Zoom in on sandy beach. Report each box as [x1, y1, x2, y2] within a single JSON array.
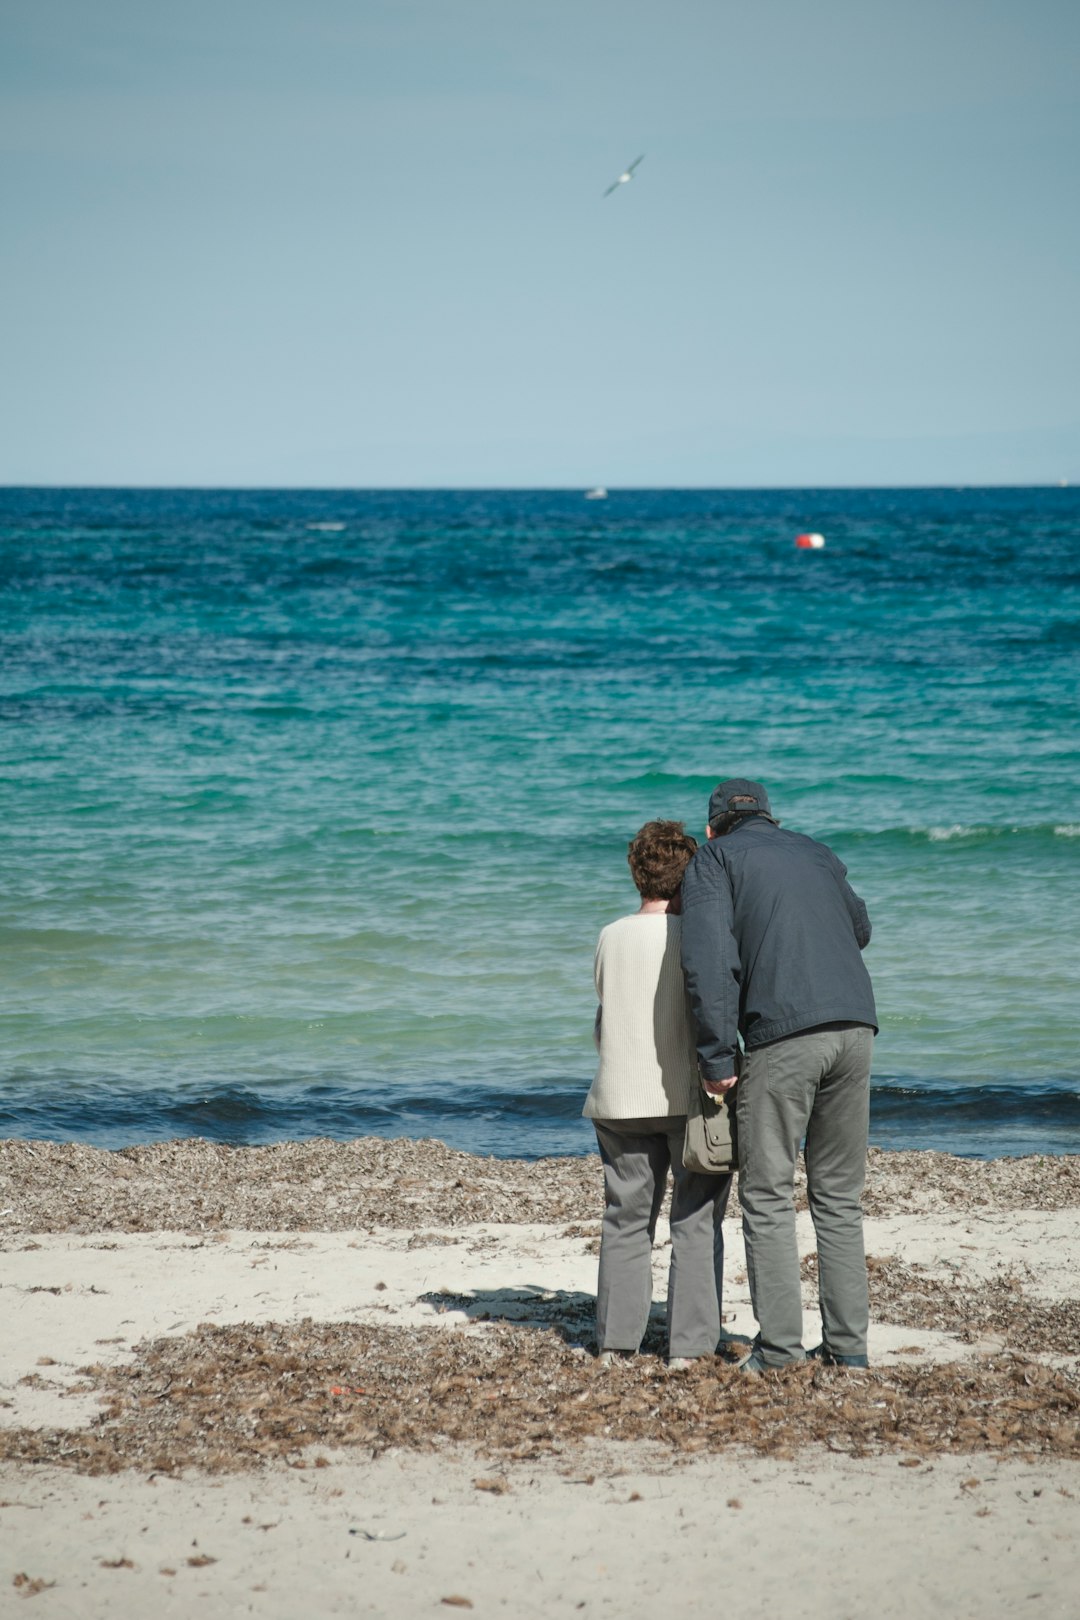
[[2, 1138, 1079, 1618]]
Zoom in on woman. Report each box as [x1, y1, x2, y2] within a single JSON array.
[[583, 820, 732, 1367]]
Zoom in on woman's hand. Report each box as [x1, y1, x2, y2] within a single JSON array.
[[702, 1076, 738, 1095]]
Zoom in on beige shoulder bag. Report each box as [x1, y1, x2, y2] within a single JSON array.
[[683, 1076, 739, 1175]]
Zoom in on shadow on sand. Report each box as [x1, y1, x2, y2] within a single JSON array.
[[420, 1285, 604, 1348], [419, 1286, 753, 1360]]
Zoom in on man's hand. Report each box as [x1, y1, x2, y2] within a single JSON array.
[[702, 1076, 738, 1095]]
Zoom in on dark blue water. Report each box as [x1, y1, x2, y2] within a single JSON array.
[[2, 486, 1078, 1159]]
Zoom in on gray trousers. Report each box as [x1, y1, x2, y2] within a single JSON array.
[[736, 1023, 873, 1366], [592, 1116, 732, 1360]]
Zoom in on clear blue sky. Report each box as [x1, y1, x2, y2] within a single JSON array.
[[2, 0, 1078, 486]]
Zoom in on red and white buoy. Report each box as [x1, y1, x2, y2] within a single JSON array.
[[795, 532, 825, 550]]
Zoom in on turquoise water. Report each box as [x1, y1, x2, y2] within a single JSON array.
[[1, 487, 1078, 1157]]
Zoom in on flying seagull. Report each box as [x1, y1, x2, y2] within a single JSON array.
[[603, 154, 644, 197]]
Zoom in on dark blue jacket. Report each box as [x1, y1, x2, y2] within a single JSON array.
[[679, 816, 876, 1080]]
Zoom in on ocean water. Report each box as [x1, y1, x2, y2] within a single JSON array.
[[1, 487, 1078, 1161]]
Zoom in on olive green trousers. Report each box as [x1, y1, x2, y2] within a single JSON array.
[[736, 1024, 873, 1366]]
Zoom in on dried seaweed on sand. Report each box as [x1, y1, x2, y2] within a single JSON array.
[[3, 1137, 1078, 1235], [2, 1320, 1078, 1477], [0, 1137, 600, 1234], [865, 1258, 1080, 1354]]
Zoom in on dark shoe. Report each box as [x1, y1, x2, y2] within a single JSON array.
[[808, 1343, 869, 1369], [738, 1350, 769, 1375], [739, 1348, 808, 1374], [742, 1348, 814, 1374], [740, 1333, 809, 1375]]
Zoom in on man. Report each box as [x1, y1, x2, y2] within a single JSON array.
[[679, 779, 876, 1372]]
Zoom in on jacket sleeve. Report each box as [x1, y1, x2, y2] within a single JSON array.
[[679, 849, 741, 1079], [828, 852, 872, 949]]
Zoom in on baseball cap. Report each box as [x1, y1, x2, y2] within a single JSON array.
[[708, 778, 773, 827]]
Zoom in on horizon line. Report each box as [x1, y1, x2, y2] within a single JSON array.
[[1, 480, 1075, 494]]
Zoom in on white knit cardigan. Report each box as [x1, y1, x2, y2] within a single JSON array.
[[582, 912, 700, 1120]]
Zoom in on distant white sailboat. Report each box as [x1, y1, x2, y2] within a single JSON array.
[[584, 486, 608, 500]]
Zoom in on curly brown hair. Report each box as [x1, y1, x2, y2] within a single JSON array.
[[627, 819, 698, 900]]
